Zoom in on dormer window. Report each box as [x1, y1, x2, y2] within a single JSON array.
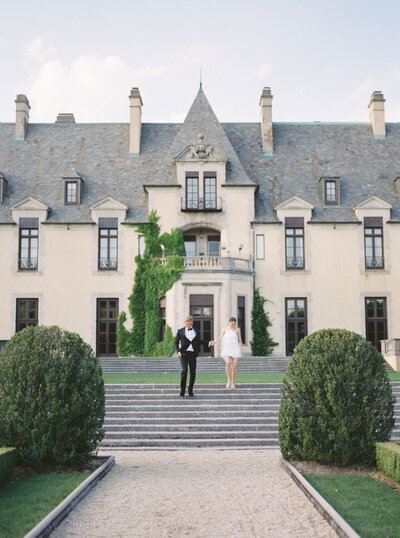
[[63, 170, 83, 206], [182, 172, 221, 212], [324, 179, 339, 205], [65, 181, 78, 205]]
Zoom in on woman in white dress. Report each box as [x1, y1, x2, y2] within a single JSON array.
[[210, 317, 242, 389]]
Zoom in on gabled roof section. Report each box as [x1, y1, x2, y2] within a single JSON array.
[[154, 86, 254, 185]]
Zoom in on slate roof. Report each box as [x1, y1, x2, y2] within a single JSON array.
[[1, 87, 400, 224]]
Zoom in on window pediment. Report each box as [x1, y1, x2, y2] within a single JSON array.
[[274, 196, 314, 211], [90, 197, 128, 211], [353, 195, 392, 211]]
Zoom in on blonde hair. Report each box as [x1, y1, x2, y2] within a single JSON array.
[[185, 315, 193, 322]]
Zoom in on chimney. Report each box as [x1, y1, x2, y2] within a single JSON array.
[[260, 87, 273, 156], [56, 113, 76, 123], [368, 91, 385, 139], [15, 94, 30, 140], [129, 87, 143, 155]]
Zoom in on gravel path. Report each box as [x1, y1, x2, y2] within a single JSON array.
[[52, 449, 336, 537]]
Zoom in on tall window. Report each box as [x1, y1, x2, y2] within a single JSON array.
[[285, 218, 304, 269], [65, 181, 78, 205], [159, 296, 166, 342], [16, 299, 38, 332], [186, 173, 199, 209], [256, 234, 264, 260], [98, 218, 118, 270], [324, 179, 338, 205], [207, 235, 220, 257], [285, 298, 307, 355], [237, 296, 246, 344], [204, 175, 216, 209], [365, 297, 387, 351], [364, 217, 384, 269], [19, 218, 38, 270], [184, 235, 196, 257]]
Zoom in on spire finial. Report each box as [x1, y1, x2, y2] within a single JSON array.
[[200, 67, 202, 89]]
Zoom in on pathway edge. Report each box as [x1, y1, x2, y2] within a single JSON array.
[[280, 457, 360, 538], [24, 455, 115, 538]]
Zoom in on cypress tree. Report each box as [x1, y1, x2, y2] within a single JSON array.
[[250, 288, 277, 356]]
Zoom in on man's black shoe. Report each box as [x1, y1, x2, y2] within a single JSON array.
[[188, 392, 194, 397], [180, 392, 185, 397]]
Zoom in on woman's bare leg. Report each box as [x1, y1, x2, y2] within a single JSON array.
[[224, 356, 232, 388], [231, 358, 238, 388]]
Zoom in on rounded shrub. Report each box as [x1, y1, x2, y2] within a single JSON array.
[[0, 325, 105, 467], [279, 329, 395, 465]]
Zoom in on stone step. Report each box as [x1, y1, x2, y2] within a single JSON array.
[[99, 438, 280, 448], [104, 423, 279, 432], [100, 382, 400, 449]]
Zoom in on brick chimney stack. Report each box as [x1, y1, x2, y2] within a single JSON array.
[[260, 87, 273, 156], [129, 87, 143, 155], [368, 91, 385, 139], [15, 94, 30, 140]]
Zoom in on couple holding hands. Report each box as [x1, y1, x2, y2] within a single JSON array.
[[174, 315, 243, 397]]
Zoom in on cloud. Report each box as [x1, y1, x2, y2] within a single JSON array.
[[25, 55, 167, 122], [255, 63, 272, 79], [25, 37, 56, 61]]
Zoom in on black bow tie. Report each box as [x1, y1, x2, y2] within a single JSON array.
[[187, 328, 194, 331]]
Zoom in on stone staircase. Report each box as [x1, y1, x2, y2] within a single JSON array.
[[99, 356, 289, 373], [100, 382, 400, 450]]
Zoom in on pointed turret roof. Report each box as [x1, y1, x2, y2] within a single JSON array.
[[154, 86, 254, 185]]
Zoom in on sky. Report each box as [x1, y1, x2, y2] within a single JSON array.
[[0, 0, 399, 124]]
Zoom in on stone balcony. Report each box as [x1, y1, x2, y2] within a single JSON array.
[[183, 255, 253, 273]]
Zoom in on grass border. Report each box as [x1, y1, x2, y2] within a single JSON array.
[[280, 457, 360, 538], [24, 456, 115, 538]]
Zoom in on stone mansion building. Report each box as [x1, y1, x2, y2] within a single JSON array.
[[0, 86, 399, 358]]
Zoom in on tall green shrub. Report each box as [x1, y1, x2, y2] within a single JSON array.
[[279, 329, 395, 465], [117, 211, 185, 357], [250, 288, 277, 355], [0, 326, 105, 467]]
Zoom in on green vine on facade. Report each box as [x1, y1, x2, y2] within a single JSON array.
[[251, 287, 278, 356], [117, 211, 185, 357]]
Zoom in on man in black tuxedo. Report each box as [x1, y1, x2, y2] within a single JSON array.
[[174, 315, 206, 397]]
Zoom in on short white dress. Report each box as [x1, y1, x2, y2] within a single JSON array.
[[221, 329, 241, 359]]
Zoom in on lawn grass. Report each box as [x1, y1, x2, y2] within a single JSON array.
[[305, 474, 400, 538], [103, 371, 400, 384], [0, 472, 90, 538], [103, 372, 285, 384]]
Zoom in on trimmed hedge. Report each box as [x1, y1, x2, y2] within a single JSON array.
[[0, 325, 105, 467], [376, 442, 400, 483], [0, 447, 17, 485], [279, 329, 395, 464]]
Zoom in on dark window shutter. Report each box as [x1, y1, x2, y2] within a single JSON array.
[[19, 218, 39, 228], [285, 217, 304, 228], [364, 217, 383, 227], [99, 218, 118, 228]]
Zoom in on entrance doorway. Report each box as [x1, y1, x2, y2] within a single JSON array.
[[97, 298, 118, 356], [190, 294, 213, 356]]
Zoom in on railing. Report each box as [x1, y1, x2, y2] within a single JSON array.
[[98, 258, 118, 270], [183, 256, 253, 272], [181, 197, 222, 212], [365, 256, 384, 269], [286, 257, 304, 269], [19, 258, 38, 270]]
